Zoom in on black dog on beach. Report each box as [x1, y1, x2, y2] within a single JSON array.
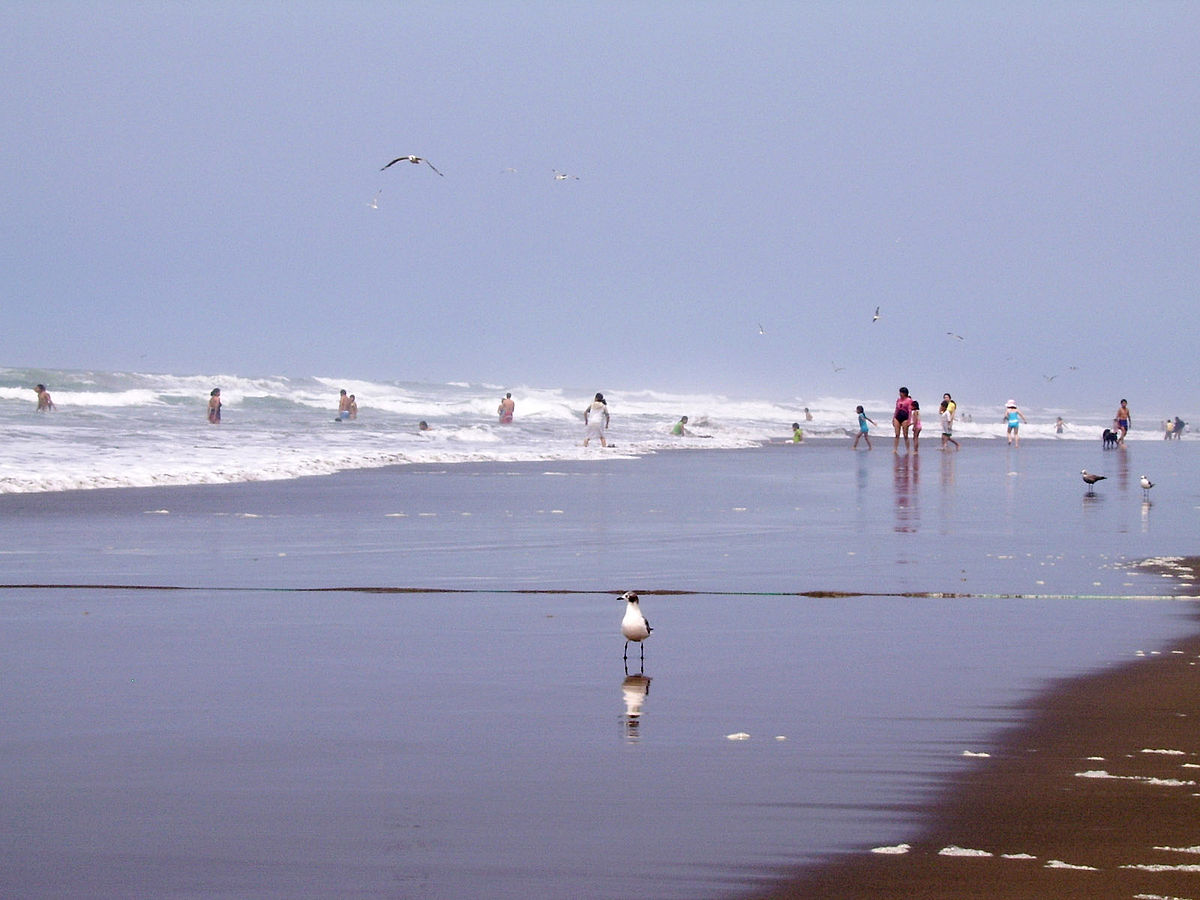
[[1102, 428, 1119, 448]]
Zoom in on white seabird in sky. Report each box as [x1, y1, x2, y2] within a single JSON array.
[[620, 591, 652, 662], [872, 305, 880, 322], [381, 155, 444, 176], [553, 169, 579, 180]]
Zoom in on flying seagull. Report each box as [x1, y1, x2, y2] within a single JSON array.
[[832, 361, 845, 373], [946, 332, 965, 341], [381, 155, 443, 176], [1140, 474, 1155, 499], [367, 189, 381, 209], [553, 169, 579, 180], [872, 306, 880, 323], [620, 591, 652, 663], [758, 322, 766, 335], [1081, 469, 1107, 494]]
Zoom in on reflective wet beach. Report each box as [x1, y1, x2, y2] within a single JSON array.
[[1, 440, 1196, 898]]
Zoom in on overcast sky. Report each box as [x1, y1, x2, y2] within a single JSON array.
[[4, 1, 1197, 413]]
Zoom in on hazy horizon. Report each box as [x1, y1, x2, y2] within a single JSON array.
[[5, 2, 1197, 412]]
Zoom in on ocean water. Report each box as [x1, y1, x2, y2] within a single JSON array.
[[1, 366, 1191, 494], [1, 368, 1199, 899]]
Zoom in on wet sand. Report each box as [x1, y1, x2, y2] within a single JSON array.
[[755, 558, 1200, 900], [3, 447, 1199, 898]]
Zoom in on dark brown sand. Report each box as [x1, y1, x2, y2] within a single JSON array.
[[755, 559, 1200, 900]]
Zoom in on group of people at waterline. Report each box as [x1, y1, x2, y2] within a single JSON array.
[[26, 383, 1185, 445], [853, 388, 964, 452]]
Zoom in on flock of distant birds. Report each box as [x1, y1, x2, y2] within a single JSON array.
[[374, 157, 1079, 379], [763, 305, 1078, 379]]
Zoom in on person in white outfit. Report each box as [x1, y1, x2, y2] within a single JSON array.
[[584, 392, 610, 447]]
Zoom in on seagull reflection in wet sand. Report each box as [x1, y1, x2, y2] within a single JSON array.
[[621, 673, 651, 741]]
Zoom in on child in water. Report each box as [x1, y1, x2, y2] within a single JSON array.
[[939, 400, 960, 450], [910, 401, 922, 450], [1004, 400, 1028, 447], [791, 422, 804, 443], [852, 405, 877, 450]]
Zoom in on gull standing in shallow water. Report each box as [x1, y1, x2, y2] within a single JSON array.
[[1140, 474, 1155, 499], [621, 591, 652, 662], [1081, 469, 1107, 494]]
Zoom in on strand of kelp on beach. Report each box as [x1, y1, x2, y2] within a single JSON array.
[[1, 366, 1192, 493]]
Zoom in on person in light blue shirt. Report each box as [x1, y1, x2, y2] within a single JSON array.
[[1004, 400, 1028, 447], [853, 405, 877, 450]]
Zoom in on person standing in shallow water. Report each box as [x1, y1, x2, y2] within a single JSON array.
[[1004, 399, 1027, 447], [939, 400, 960, 450], [498, 392, 515, 424], [853, 405, 876, 449], [207, 388, 221, 424], [892, 387, 914, 451], [34, 384, 55, 411], [1113, 399, 1131, 443], [583, 393, 609, 447]]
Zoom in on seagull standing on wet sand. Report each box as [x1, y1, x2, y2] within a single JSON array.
[[1081, 469, 1107, 494], [381, 155, 444, 176], [621, 591, 652, 662], [1140, 475, 1155, 499]]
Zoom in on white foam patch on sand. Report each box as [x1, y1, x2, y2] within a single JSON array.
[[1075, 770, 1197, 787], [1045, 860, 1099, 870], [961, 750, 991, 758], [1001, 853, 1037, 860], [871, 844, 910, 855], [1141, 748, 1186, 755], [725, 732, 751, 741], [939, 846, 993, 857], [1132, 893, 1194, 900], [1153, 845, 1200, 854], [1122, 864, 1200, 872]]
